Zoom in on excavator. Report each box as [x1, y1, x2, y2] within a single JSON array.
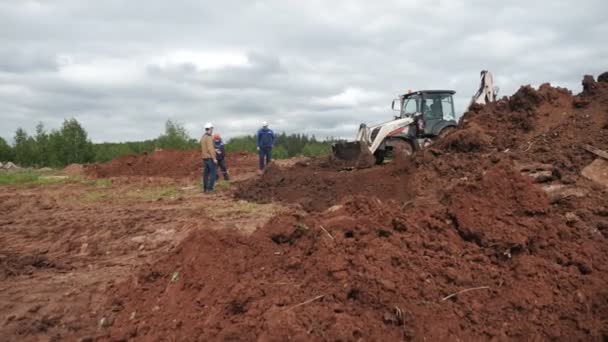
[[333, 70, 498, 164]]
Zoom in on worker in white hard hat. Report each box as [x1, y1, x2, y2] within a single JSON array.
[[200, 122, 217, 193], [256, 121, 275, 172]]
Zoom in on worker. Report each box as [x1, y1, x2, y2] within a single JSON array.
[[200, 122, 217, 193], [213, 133, 230, 181], [430, 99, 442, 118], [256, 121, 276, 171]]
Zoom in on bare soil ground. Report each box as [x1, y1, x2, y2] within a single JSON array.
[[0, 159, 285, 341], [1, 73, 608, 341], [111, 74, 608, 341]]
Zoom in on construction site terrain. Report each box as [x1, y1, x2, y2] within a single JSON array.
[[1, 74, 608, 341]]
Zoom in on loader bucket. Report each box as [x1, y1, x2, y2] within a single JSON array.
[[332, 141, 365, 161], [332, 141, 376, 168]]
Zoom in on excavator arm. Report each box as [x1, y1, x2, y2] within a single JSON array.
[[470, 70, 498, 106]]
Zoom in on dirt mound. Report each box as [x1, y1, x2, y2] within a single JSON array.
[[435, 122, 492, 152], [103, 74, 608, 340], [85, 149, 257, 179], [447, 163, 549, 251], [107, 162, 608, 340], [62, 163, 83, 175], [85, 149, 200, 178], [236, 157, 414, 212], [452, 79, 607, 178], [460, 83, 578, 150]]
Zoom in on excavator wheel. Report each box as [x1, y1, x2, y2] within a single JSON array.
[[437, 126, 456, 139], [390, 139, 414, 162], [373, 150, 386, 165]]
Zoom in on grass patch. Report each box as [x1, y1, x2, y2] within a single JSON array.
[[209, 200, 260, 218], [216, 180, 231, 190], [84, 191, 108, 202], [126, 186, 180, 201], [0, 171, 70, 186], [81, 178, 112, 187], [93, 179, 112, 187], [0, 172, 39, 185], [238, 201, 259, 213]]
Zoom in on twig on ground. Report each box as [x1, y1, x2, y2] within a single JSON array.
[[400, 200, 413, 211], [394, 306, 405, 325], [522, 141, 534, 152], [582, 144, 608, 160], [319, 225, 334, 240], [269, 281, 302, 287], [441, 286, 490, 301], [284, 294, 326, 311]]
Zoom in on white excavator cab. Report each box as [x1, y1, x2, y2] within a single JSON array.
[[393, 90, 457, 137]]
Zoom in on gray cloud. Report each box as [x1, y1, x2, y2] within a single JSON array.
[[1, 0, 607, 143]]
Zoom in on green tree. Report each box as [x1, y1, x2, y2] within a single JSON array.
[[272, 145, 289, 159], [33, 122, 50, 166], [13, 128, 36, 166], [225, 135, 257, 154], [93, 143, 136, 162], [91, 139, 161, 163], [47, 118, 94, 166], [0, 137, 13, 162], [156, 120, 197, 150], [302, 142, 332, 157], [225, 133, 334, 158]]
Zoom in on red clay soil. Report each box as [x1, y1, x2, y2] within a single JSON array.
[[61, 163, 84, 175], [107, 163, 608, 341], [84, 150, 257, 179], [104, 74, 608, 340], [236, 157, 415, 212], [0, 182, 214, 341]]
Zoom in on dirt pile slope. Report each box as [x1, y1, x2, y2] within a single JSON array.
[[107, 163, 608, 340], [237, 158, 414, 211], [445, 79, 608, 176], [85, 149, 257, 179], [105, 74, 608, 340]]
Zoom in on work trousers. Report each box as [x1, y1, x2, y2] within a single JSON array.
[[202, 159, 217, 192], [259, 147, 272, 170]]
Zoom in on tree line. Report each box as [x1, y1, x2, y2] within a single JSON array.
[[0, 119, 334, 167], [225, 132, 334, 159], [1, 120, 95, 168]]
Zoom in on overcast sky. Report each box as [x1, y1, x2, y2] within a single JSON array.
[[1, 0, 606, 143]]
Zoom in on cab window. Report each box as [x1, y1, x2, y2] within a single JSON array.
[[422, 94, 455, 121], [442, 96, 455, 120], [402, 96, 419, 117]]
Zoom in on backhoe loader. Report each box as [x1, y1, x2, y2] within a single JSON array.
[[333, 70, 497, 164]]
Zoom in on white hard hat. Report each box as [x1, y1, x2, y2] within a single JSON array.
[[262, 121, 268, 127], [204, 122, 213, 129]]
